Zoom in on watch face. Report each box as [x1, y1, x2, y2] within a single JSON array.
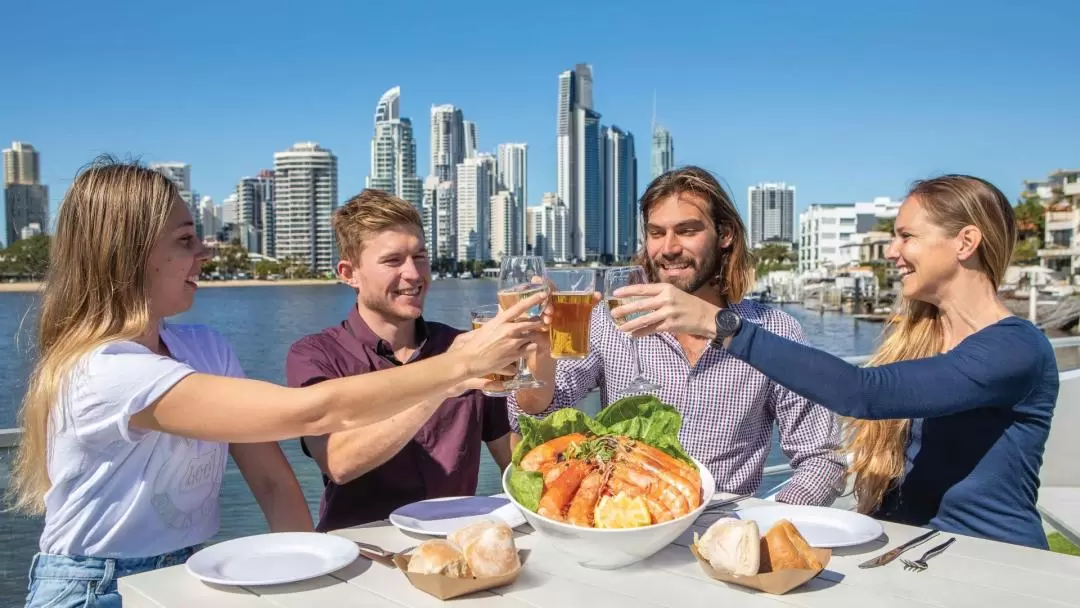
[[717, 310, 740, 336]]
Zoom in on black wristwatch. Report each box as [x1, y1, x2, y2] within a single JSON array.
[[710, 308, 742, 348]]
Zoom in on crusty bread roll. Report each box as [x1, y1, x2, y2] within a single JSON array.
[[455, 521, 520, 577], [693, 517, 761, 576], [759, 519, 822, 572], [407, 540, 472, 578], [447, 520, 501, 552]]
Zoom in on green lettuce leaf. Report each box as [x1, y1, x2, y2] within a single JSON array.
[[506, 396, 696, 512], [596, 396, 694, 464]]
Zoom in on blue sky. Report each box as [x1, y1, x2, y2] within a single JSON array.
[[2, 0, 1078, 247]]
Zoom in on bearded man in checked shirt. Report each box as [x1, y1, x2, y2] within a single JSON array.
[[510, 166, 845, 505]]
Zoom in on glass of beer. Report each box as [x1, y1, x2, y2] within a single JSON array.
[[497, 255, 548, 390], [546, 269, 596, 359], [469, 305, 515, 396], [604, 265, 660, 394]]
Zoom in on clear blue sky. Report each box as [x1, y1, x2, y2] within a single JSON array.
[[2, 0, 1078, 247]]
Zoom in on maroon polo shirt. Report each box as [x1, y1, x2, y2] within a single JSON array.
[[285, 307, 511, 532]]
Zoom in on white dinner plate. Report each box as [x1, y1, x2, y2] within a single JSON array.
[[735, 504, 885, 548], [389, 494, 527, 537], [186, 532, 359, 586]]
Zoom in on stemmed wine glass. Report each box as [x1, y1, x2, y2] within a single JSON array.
[[604, 265, 661, 394], [497, 256, 547, 390]]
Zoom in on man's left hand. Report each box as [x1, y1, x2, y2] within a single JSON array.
[[610, 283, 720, 339]]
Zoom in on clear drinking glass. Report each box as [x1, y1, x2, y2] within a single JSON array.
[[604, 265, 661, 394], [469, 304, 516, 397], [546, 268, 597, 360], [497, 256, 548, 390]]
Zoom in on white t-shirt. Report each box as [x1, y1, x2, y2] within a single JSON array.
[[40, 323, 240, 558]]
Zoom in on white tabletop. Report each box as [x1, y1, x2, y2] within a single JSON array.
[[118, 497, 1080, 608]]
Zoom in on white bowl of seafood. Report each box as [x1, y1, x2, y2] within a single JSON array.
[[502, 397, 715, 569]]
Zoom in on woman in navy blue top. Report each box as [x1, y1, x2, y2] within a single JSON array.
[[612, 174, 1058, 549]]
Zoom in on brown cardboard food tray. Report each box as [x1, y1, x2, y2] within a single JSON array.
[[391, 549, 527, 600], [690, 543, 831, 595]]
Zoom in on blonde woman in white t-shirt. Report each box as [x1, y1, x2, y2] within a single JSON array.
[[9, 158, 546, 608]]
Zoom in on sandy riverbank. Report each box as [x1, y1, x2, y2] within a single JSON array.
[[0, 279, 342, 293]]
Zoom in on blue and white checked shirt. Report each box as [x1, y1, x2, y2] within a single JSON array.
[[508, 299, 845, 506]]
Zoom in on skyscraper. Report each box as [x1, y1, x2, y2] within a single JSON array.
[[463, 120, 478, 159], [199, 196, 220, 241], [747, 182, 796, 248], [430, 104, 465, 182], [237, 170, 275, 256], [456, 155, 494, 261], [557, 63, 603, 261], [274, 142, 338, 273], [651, 125, 674, 179], [603, 126, 638, 261], [490, 190, 514, 262], [367, 86, 422, 208], [150, 162, 201, 238], [3, 141, 48, 245], [531, 192, 569, 262], [496, 143, 528, 256], [3, 141, 40, 186]]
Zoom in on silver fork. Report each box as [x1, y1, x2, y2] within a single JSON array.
[[901, 537, 956, 572]]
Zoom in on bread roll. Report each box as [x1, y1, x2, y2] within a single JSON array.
[[693, 518, 760, 576], [407, 540, 472, 578], [759, 519, 822, 572], [453, 521, 520, 577], [447, 520, 502, 552]]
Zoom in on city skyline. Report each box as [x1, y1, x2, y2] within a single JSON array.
[[2, 1, 1078, 247]]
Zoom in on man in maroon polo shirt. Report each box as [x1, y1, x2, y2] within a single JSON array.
[[285, 189, 513, 531]]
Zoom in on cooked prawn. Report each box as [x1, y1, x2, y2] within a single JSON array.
[[565, 470, 604, 527], [611, 463, 690, 517], [538, 460, 593, 521], [521, 433, 588, 472], [623, 448, 701, 510]]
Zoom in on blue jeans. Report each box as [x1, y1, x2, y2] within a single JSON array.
[[25, 546, 198, 608]]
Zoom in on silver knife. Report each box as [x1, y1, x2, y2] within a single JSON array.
[[858, 529, 939, 569]]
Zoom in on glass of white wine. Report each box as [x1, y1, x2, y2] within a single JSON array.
[[604, 265, 660, 394], [497, 256, 548, 390]]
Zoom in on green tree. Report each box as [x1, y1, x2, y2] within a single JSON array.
[[1014, 193, 1045, 244], [873, 218, 895, 233], [752, 242, 796, 277], [3, 234, 50, 279]]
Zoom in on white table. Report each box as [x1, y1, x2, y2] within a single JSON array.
[[118, 497, 1080, 607]]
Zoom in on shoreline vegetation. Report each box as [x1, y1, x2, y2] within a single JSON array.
[[0, 278, 343, 293]]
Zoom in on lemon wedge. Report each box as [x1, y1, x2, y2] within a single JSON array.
[[593, 492, 652, 529]]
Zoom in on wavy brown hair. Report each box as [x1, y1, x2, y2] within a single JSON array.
[[7, 158, 179, 514], [845, 174, 1017, 513], [636, 166, 755, 303]]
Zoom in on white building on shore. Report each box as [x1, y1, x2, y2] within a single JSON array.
[[798, 196, 900, 274]]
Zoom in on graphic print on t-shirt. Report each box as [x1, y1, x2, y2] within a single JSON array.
[[150, 438, 224, 530]]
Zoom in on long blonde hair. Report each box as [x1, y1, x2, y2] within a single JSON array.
[[7, 158, 179, 515], [845, 174, 1017, 513]]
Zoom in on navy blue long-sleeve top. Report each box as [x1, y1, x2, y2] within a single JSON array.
[[727, 316, 1058, 549]]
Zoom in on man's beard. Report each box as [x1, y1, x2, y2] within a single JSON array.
[[359, 289, 424, 324], [648, 247, 720, 294]]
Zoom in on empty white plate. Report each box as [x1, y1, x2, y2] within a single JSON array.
[[186, 532, 359, 586], [389, 494, 527, 537], [736, 504, 884, 548]]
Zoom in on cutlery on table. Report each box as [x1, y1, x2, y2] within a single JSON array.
[[902, 537, 956, 572], [354, 542, 409, 568], [701, 494, 754, 514], [857, 529, 940, 569]]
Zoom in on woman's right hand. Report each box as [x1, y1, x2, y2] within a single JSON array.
[[451, 290, 548, 384]]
